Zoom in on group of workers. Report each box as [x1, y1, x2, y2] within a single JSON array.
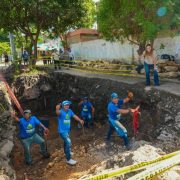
[[11, 91, 137, 166]]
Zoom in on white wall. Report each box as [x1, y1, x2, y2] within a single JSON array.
[[154, 36, 180, 63], [70, 36, 180, 63], [70, 39, 138, 63]]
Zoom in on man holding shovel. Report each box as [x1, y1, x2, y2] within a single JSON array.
[[78, 97, 95, 128], [11, 110, 50, 165], [56, 100, 84, 165], [106, 92, 137, 150]]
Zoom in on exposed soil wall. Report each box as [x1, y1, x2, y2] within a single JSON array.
[[12, 72, 180, 151], [0, 82, 16, 180], [1, 71, 180, 179]]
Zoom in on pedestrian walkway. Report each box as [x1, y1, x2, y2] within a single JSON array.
[[56, 68, 180, 97]]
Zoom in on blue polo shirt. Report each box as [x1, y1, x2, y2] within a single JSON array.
[[58, 109, 75, 133], [108, 99, 124, 120], [81, 102, 93, 116], [18, 116, 41, 139]]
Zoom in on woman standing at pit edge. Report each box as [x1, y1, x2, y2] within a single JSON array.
[[141, 44, 160, 86]]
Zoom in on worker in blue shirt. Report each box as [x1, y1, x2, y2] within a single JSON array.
[[107, 92, 136, 149], [78, 97, 95, 128], [11, 110, 50, 165], [56, 100, 84, 165]]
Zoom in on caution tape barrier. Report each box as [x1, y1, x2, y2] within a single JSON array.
[[80, 150, 180, 180], [67, 66, 142, 78], [127, 153, 180, 180], [11, 57, 136, 67], [8, 59, 141, 78]]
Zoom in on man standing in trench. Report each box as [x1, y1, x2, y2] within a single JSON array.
[[56, 100, 84, 165], [11, 110, 50, 165], [106, 92, 136, 149], [78, 97, 95, 128]]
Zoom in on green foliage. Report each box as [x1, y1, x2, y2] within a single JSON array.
[[0, 42, 10, 55], [14, 31, 32, 50], [97, 0, 178, 44], [0, 0, 95, 59], [160, 43, 165, 49], [77, 0, 96, 28], [0, 29, 9, 42]]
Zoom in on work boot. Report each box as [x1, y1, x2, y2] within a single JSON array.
[[26, 161, 33, 166], [125, 144, 131, 151], [105, 139, 111, 146], [42, 152, 50, 159], [67, 159, 77, 165]]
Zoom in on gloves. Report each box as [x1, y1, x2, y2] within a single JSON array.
[[44, 128, 49, 136]]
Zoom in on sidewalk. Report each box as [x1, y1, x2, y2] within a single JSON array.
[[0, 62, 179, 96], [56, 68, 180, 97]]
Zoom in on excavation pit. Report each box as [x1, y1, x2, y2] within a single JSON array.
[[1, 70, 179, 179]]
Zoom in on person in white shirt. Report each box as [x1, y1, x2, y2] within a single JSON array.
[[51, 49, 60, 69], [140, 44, 160, 86]]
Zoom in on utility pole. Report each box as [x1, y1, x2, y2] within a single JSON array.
[[9, 32, 16, 61]]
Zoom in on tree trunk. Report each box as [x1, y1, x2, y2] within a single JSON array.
[[32, 40, 38, 65], [137, 42, 146, 55], [60, 33, 68, 50], [132, 46, 135, 64], [150, 39, 154, 48], [29, 42, 33, 57]]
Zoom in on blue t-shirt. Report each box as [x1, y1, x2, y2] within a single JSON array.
[[81, 102, 93, 116], [108, 99, 124, 120], [58, 109, 75, 133], [118, 99, 124, 109], [18, 116, 41, 139]]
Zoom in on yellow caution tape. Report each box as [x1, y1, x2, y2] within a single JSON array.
[[127, 153, 180, 180], [12, 57, 136, 67], [68, 66, 142, 78], [10, 59, 139, 78], [37, 56, 136, 66], [80, 150, 180, 180]]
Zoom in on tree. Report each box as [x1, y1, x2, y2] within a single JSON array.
[[97, 0, 179, 54], [0, 0, 95, 63], [0, 29, 10, 56], [52, 0, 96, 49], [0, 29, 9, 42], [0, 42, 10, 55]]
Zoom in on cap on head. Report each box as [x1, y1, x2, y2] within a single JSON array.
[[62, 100, 72, 107], [83, 97, 88, 101], [111, 92, 118, 99], [23, 109, 31, 115]]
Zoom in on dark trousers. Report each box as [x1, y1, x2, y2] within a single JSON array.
[[54, 60, 60, 69]]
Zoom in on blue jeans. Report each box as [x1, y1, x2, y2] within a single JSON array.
[[106, 118, 129, 146], [82, 113, 92, 128], [59, 132, 71, 161], [21, 133, 46, 163], [144, 62, 159, 86]]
